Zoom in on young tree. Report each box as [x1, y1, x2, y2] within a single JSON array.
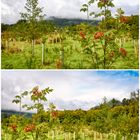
[[12, 91, 28, 114], [80, 4, 90, 20], [22, 86, 53, 113], [20, 0, 45, 57]]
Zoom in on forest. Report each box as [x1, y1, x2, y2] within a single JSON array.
[[1, 86, 139, 140], [1, 0, 139, 69]]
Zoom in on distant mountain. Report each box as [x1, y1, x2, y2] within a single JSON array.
[[1, 109, 33, 119], [47, 16, 100, 27]]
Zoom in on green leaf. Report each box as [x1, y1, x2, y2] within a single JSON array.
[[98, 2, 104, 9], [82, 4, 88, 8], [22, 104, 28, 108], [12, 99, 20, 104], [89, 12, 95, 16], [80, 8, 87, 12], [21, 91, 28, 97], [88, 0, 96, 5], [15, 95, 21, 99]]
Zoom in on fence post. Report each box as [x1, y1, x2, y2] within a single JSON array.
[[131, 133, 134, 140], [60, 49, 64, 68], [100, 133, 103, 140], [42, 43, 44, 65], [47, 131, 49, 139], [52, 130, 55, 140], [82, 132, 85, 140], [73, 132, 76, 140], [114, 134, 117, 140], [94, 131, 96, 140], [106, 133, 109, 139], [69, 132, 71, 140], [120, 38, 122, 48]]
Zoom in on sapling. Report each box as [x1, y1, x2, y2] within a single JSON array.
[[80, 0, 127, 69], [12, 91, 28, 114]]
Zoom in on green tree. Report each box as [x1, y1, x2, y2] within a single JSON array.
[[20, 0, 45, 57], [12, 91, 28, 114], [22, 86, 53, 113]]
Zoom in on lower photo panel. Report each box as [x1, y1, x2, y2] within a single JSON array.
[[1, 70, 139, 140]]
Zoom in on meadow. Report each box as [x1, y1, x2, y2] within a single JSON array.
[[1, 31, 139, 69]]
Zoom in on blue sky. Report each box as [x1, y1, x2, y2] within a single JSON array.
[[1, 70, 139, 112], [1, 0, 139, 24]]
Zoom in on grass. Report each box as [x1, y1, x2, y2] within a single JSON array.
[[1, 37, 139, 69], [2, 131, 139, 140]]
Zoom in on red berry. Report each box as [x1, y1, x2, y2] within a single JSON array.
[[119, 47, 127, 57], [94, 32, 104, 39], [79, 32, 86, 40]]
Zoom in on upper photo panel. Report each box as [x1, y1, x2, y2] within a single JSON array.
[[1, 0, 139, 69]]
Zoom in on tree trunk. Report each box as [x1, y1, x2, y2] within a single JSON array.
[[20, 100, 21, 115]]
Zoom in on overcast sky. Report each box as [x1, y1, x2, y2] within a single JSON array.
[[1, 0, 139, 24], [1, 70, 139, 112]]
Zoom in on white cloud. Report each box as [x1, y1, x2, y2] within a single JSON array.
[[1, 70, 139, 112]]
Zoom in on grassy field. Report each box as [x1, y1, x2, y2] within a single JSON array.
[[2, 130, 139, 140], [1, 37, 139, 69]]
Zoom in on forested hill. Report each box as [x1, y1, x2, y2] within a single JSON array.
[[1, 109, 33, 118], [47, 16, 100, 27]]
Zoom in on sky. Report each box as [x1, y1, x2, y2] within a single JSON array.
[[1, 70, 139, 112], [1, 0, 139, 24]]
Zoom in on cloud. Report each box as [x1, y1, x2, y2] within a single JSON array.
[[1, 70, 139, 112], [1, 0, 139, 24]]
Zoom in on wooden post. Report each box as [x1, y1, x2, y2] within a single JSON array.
[[125, 135, 127, 140], [73, 132, 76, 140], [133, 39, 138, 57], [114, 134, 117, 140], [82, 132, 85, 140], [100, 133, 103, 140], [60, 50, 64, 67], [48, 131, 49, 139], [32, 40, 34, 57], [123, 37, 126, 45], [42, 43, 44, 65], [52, 130, 55, 140], [94, 131, 96, 140], [131, 133, 134, 140], [120, 38, 122, 48], [5, 133, 6, 140], [64, 133, 67, 140], [106, 133, 109, 139], [115, 38, 117, 43], [69, 132, 71, 140], [122, 136, 125, 140]]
